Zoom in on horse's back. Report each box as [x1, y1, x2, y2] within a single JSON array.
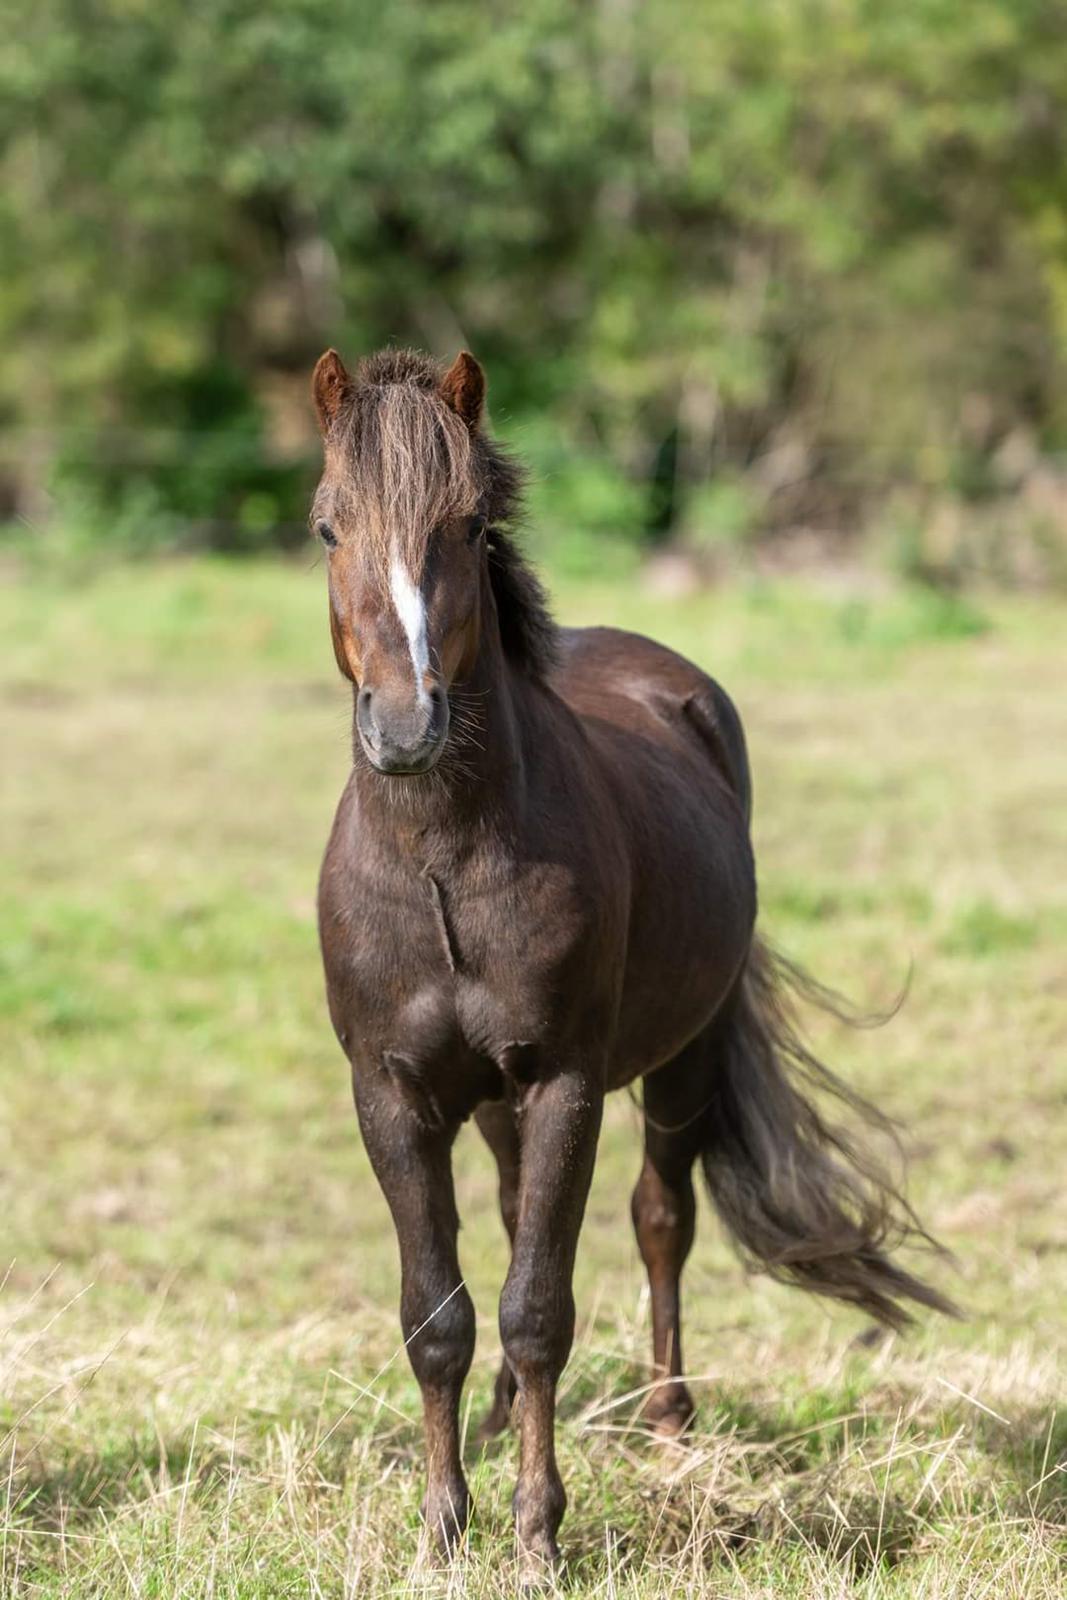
[[551, 624, 751, 821]]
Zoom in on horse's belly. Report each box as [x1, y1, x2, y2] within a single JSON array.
[[610, 795, 756, 1086]]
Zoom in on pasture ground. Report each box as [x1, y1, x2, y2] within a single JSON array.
[[1, 556, 1065, 1597]]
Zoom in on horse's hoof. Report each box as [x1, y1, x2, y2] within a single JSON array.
[[650, 1410, 692, 1442], [642, 1392, 696, 1441], [422, 1484, 472, 1560], [518, 1546, 563, 1592]]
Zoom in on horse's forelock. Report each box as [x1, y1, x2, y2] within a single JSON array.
[[334, 359, 483, 578]]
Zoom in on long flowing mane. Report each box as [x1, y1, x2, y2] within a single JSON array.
[[330, 349, 558, 677]]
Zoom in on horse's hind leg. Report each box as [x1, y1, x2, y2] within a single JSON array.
[[631, 1033, 714, 1437], [473, 1100, 520, 1438]]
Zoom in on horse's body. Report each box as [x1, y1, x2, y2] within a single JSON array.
[[311, 347, 952, 1580], [322, 624, 754, 1112]]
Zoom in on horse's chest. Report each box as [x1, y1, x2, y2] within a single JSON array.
[[322, 855, 596, 1110]]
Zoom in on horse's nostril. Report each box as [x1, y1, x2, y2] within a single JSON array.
[[356, 687, 379, 746]]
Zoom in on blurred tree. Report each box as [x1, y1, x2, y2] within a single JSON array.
[[1, 0, 1066, 574]]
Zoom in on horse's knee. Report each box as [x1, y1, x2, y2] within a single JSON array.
[[403, 1280, 475, 1392], [499, 1270, 574, 1384]]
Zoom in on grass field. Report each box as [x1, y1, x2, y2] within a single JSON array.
[[1, 554, 1065, 1597]]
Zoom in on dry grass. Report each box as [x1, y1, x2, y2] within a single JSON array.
[[1, 557, 1064, 1595]]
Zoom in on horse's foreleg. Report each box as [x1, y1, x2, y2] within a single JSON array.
[[473, 1100, 520, 1439], [499, 1070, 602, 1581], [352, 1070, 475, 1556]]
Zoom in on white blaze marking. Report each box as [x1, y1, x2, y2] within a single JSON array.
[[389, 557, 432, 709]]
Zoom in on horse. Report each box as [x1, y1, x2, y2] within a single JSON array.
[[310, 345, 954, 1581]]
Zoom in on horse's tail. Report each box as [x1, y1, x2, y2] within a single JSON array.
[[700, 937, 959, 1330]]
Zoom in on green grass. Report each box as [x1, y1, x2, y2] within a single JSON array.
[[1, 555, 1065, 1596]]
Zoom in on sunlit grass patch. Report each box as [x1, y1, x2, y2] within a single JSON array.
[[1, 557, 1065, 1595], [940, 899, 1041, 957]]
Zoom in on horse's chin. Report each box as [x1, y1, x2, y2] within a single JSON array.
[[361, 740, 445, 778], [374, 764, 439, 779]]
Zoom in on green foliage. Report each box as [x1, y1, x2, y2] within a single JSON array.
[[683, 472, 765, 552], [2, 2, 1067, 571], [508, 415, 647, 576]]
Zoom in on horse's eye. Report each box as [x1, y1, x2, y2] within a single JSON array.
[[315, 518, 337, 549], [467, 517, 486, 546]]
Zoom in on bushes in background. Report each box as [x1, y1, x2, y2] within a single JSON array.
[[2, 1, 1067, 582]]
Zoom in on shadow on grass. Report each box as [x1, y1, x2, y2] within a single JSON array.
[[554, 1353, 1067, 1582], [8, 1362, 1063, 1589], [10, 1431, 219, 1532]]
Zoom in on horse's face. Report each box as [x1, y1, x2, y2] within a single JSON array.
[[310, 349, 488, 775]]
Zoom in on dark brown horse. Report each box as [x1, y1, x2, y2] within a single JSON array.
[[311, 346, 953, 1580]]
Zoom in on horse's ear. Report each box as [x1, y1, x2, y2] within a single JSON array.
[[312, 348, 353, 435], [440, 351, 485, 430]]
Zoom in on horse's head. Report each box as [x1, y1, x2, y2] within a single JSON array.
[[309, 347, 502, 775]]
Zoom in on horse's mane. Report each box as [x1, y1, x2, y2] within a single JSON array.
[[331, 348, 558, 678]]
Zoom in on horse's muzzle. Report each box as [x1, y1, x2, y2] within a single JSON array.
[[356, 684, 450, 774]]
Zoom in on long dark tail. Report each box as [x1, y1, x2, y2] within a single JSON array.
[[702, 938, 959, 1330]]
